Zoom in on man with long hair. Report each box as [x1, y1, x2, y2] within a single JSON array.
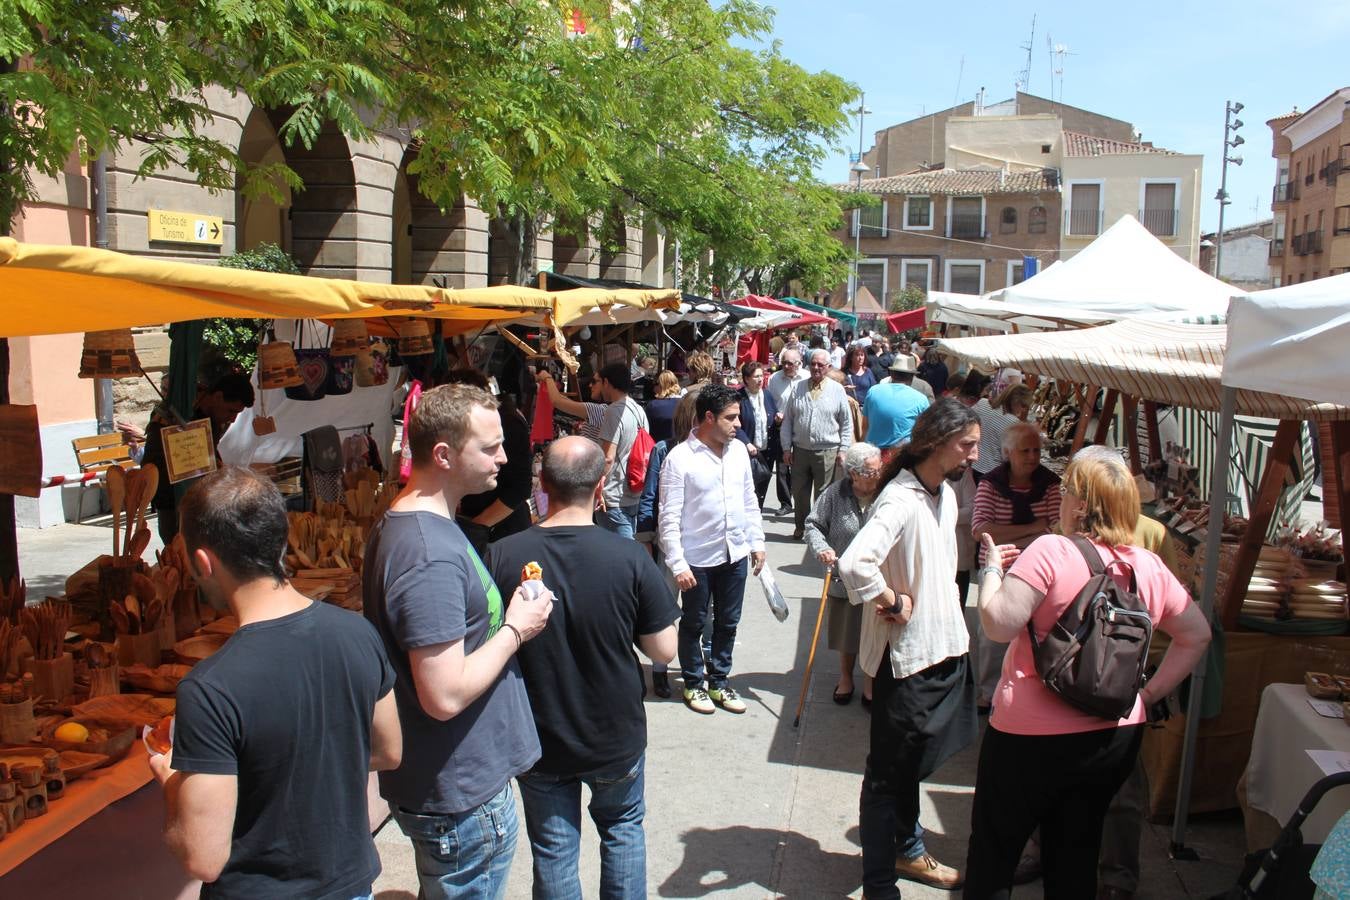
[[840, 398, 983, 896]]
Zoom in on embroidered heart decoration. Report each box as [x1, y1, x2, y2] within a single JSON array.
[[300, 357, 327, 394]]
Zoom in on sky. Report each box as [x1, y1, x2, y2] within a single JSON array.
[[753, 0, 1350, 233]]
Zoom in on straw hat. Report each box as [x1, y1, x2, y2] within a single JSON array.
[[888, 355, 918, 375], [78, 329, 143, 379]]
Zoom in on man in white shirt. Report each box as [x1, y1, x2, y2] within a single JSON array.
[[658, 385, 766, 715], [828, 338, 846, 371], [839, 398, 982, 895], [765, 349, 806, 515]]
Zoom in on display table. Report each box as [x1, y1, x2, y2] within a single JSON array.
[[1241, 683, 1350, 849], [0, 745, 389, 896]]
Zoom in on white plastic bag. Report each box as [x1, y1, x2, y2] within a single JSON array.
[[758, 565, 790, 622]]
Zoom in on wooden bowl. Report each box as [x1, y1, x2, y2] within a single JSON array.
[[174, 633, 228, 665], [39, 716, 136, 761]]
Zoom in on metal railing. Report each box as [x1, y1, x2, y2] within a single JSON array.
[[1269, 238, 1284, 258], [947, 213, 986, 239], [1139, 208, 1179, 237], [1308, 229, 1324, 254], [1272, 182, 1297, 204], [1292, 233, 1306, 255], [1065, 207, 1103, 236]]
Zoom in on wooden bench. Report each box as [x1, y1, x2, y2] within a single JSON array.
[[70, 432, 136, 523]]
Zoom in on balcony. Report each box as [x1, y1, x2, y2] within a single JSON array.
[[1292, 233, 1306, 255], [1139, 207, 1179, 237], [1065, 208, 1103, 236], [947, 213, 987, 240], [1336, 206, 1350, 235], [1269, 237, 1284, 258], [1273, 182, 1297, 204], [1308, 229, 1324, 254]]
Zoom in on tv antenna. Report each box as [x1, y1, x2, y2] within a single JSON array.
[[953, 55, 965, 107], [1046, 35, 1075, 106], [1015, 15, 1036, 94]]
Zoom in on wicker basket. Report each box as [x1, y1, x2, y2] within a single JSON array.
[[258, 340, 303, 389], [395, 317, 434, 357], [330, 319, 368, 357], [78, 330, 143, 379]]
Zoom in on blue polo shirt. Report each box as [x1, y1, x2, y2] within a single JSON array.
[[864, 382, 930, 448]]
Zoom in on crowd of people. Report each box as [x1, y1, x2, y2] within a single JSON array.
[[145, 323, 1212, 900]]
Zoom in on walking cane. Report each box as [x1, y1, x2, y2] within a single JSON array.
[[792, 570, 832, 728]]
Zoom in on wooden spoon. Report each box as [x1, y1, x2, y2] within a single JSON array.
[[106, 465, 125, 557], [123, 469, 144, 557], [110, 601, 131, 635], [86, 641, 110, 668], [143, 595, 163, 631], [135, 463, 159, 534], [128, 525, 152, 562]]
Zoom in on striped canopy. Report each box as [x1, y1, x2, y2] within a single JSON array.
[[937, 319, 1350, 422]]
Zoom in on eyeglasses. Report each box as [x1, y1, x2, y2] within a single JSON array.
[[782, 360, 800, 367]]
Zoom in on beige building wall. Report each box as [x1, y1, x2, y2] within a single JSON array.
[[1060, 153, 1203, 263], [945, 116, 1064, 171]]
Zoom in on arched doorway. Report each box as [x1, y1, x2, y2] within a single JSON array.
[[265, 111, 358, 278], [394, 149, 488, 288]]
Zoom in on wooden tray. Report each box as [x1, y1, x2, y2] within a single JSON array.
[[121, 663, 193, 694], [58, 748, 111, 779], [38, 717, 136, 761], [0, 745, 59, 770], [174, 632, 228, 664]]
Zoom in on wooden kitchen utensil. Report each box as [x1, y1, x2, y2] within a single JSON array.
[[106, 465, 125, 557]]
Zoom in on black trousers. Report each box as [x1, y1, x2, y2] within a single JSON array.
[[963, 723, 1142, 900]]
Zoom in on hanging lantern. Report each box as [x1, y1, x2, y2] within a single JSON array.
[[78, 329, 143, 379], [258, 340, 303, 390], [329, 318, 369, 357], [395, 317, 434, 357]]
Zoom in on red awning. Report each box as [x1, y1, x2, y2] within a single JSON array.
[[885, 308, 926, 334], [733, 294, 835, 330]]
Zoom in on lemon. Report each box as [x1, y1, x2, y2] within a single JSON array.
[[54, 722, 89, 743]]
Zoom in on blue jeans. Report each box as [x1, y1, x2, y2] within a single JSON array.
[[677, 556, 748, 689], [392, 783, 518, 900], [518, 756, 647, 899], [595, 505, 637, 539]]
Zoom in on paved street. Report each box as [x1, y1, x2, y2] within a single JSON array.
[[15, 507, 1247, 899]]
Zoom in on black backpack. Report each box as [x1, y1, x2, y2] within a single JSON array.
[[1027, 535, 1154, 720]]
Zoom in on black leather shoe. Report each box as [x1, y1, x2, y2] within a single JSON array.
[[651, 673, 672, 699]]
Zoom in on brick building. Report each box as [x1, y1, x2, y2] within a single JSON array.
[[1268, 88, 1350, 285]]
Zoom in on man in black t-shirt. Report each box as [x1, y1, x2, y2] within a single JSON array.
[[147, 467, 401, 899], [488, 436, 678, 898]]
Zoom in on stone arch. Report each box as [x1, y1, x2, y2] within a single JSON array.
[[597, 205, 641, 281], [551, 214, 597, 277], [265, 110, 360, 278], [235, 106, 292, 253], [393, 149, 488, 288]]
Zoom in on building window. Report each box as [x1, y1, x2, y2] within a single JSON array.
[[1140, 181, 1179, 236], [1066, 182, 1102, 235], [945, 259, 984, 294], [999, 206, 1017, 234], [1028, 205, 1048, 234], [949, 196, 985, 238], [856, 260, 887, 300], [901, 259, 931, 292], [1335, 206, 1350, 235], [904, 195, 933, 229], [852, 201, 886, 238], [1006, 260, 1026, 285]]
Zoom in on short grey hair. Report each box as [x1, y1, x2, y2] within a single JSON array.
[[1000, 421, 1045, 458], [1072, 443, 1129, 471], [844, 442, 881, 473], [779, 347, 802, 364], [808, 348, 831, 365]]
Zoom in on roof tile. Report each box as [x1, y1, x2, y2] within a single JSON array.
[[1062, 130, 1176, 157], [837, 167, 1058, 196]]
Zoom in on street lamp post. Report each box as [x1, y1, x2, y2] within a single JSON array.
[[1214, 101, 1244, 280], [849, 94, 872, 322]]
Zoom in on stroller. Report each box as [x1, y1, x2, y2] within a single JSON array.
[[1216, 770, 1350, 899]]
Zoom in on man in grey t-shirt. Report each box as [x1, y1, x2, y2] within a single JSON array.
[[595, 362, 649, 539]]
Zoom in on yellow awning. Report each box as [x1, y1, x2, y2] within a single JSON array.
[[0, 239, 679, 337]]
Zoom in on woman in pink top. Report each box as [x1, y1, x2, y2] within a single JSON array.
[[963, 453, 1210, 899]]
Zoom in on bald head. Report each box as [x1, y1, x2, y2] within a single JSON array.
[[541, 436, 606, 508]]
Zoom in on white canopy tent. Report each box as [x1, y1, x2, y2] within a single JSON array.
[[928, 216, 1236, 331], [1224, 272, 1350, 407]]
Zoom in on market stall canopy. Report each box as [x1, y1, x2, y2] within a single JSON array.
[[884, 308, 926, 334], [985, 216, 1235, 325], [540, 271, 743, 325], [1223, 273, 1350, 408], [732, 295, 835, 330], [928, 290, 1062, 332], [728, 306, 798, 330], [846, 285, 888, 316], [781, 296, 858, 332], [0, 239, 679, 337], [937, 318, 1350, 421]]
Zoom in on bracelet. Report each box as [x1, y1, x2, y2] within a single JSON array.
[[977, 565, 1004, 581], [502, 623, 523, 651]]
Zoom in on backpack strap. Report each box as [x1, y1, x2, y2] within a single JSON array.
[[1068, 534, 1105, 576]]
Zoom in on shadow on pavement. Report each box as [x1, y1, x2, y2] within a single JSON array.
[[658, 825, 862, 898]]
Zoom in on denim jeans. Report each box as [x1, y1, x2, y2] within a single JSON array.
[[677, 556, 748, 689], [391, 783, 518, 900], [518, 756, 647, 899], [595, 505, 637, 539]]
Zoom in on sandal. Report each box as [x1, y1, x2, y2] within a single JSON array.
[[832, 686, 854, 705], [860, 693, 872, 709]]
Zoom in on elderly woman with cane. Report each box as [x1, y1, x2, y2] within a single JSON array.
[[804, 442, 884, 707]]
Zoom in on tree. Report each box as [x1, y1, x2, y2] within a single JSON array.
[[890, 284, 926, 313], [204, 243, 301, 371]]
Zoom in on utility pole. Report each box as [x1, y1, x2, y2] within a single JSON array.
[[848, 93, 871, 320]]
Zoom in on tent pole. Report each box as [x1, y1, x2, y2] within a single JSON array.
[[1169, 384, 1236, 859]]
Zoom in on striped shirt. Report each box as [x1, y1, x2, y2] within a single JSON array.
[[972, 399, 1019, 474], [971, 478, 1061, 565]]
